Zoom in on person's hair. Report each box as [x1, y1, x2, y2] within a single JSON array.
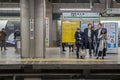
[[88, 23, 92, 27], [99, 23, 103, 27], [92, 26, 94, 28], [77, 27, 80, 30]]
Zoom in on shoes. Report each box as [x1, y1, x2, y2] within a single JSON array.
[[80, 56, 82, 59], [96, 57, 99, 59], [76, 56, 79, 59], [102, 57, 104, 59], [76, 54, 79, 59], [1, 48, 7, 51], [63, 50, 66, 52], [94, 54, 97, 57]]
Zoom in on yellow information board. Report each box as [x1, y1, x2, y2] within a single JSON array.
[[62, 21, 80, 43]]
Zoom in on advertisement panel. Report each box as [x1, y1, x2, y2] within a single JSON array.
[[81, 21, 89, 32], [103, 22, 118, 53], [62, 21, 80, 43]]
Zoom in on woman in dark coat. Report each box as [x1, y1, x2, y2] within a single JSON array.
[[75, 28, 82, 59]]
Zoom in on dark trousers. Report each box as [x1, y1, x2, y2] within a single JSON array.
[[76, 45, 80, 58], [89, 41, 92, 56], [103, 48, 106, 57], [1, 40, 6, 51], [93, 42, 96, 54], [96, 41, 100, 56], [69, 45, 73, 52], [97, 48, 106, 58], [62, 43, 66, 51], [86, 37, 92, 56]]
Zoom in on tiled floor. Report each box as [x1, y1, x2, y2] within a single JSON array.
[[0, 47, 119, 64], [46, 47, 119, 59], [0, 47, 119, 59]]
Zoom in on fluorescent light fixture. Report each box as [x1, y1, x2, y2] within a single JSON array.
[[0, 8, 20, 11], [60, 8, 91, 11]]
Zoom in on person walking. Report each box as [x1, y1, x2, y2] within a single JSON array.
[[0, 28, 7, 51]]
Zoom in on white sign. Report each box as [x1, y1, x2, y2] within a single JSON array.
[[63, 12, 99, 20], [107, 8, 120, 14], [45, 17, 49, 46], [30, 19, 34, 39]]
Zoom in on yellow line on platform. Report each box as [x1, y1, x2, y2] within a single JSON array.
[[0, 58, 119, 62]]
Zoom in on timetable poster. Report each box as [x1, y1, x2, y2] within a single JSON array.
[[62, 21, 80, 43]]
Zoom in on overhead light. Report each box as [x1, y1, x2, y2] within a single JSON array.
[[60, 8, 91, 11], [0, 8, 20, 11]]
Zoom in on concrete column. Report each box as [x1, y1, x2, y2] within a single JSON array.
[[46, 0, 53, 47], [20, 0, 30, 58], [34, 0, 45, 58], [29, 0, 35, 58]]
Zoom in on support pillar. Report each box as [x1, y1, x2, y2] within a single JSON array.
[[34, 0, 45, 58], [46, 0, 53, 47], [29, 0, 35, 58], [20, 0, 45, 58], [21, 0, 30, 58]]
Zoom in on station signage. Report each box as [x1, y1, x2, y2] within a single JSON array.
[[62, 12, 99, 20], [107, 8, 120, 14]]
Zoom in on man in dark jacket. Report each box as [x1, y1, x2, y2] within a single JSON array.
[[84, 23, 94, 58], [0, 28, 7, 51], [75, 28, 82, 59], [95, 23, 107, 56]]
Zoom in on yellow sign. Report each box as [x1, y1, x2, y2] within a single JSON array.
[[62, 21, 80, 43]]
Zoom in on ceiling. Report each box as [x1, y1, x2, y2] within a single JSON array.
[[0, 0, 119, 3], [0, 0, 19, 3], [49, 0, 100, 3]]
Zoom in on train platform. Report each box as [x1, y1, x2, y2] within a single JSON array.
[[0, 47, 119, 64], [0, 47, 120, 79]]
